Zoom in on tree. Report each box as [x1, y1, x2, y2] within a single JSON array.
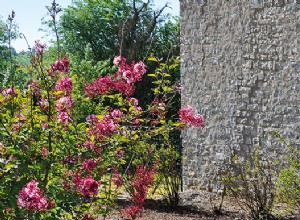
[[0, 16, 7, 78], [59, 0, 178, 62], [0, 13, 19, 86]]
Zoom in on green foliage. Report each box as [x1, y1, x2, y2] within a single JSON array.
[[221, 147, 278, 219], [0, 12, 20, 87], [58, 0, 179, 61], [154, 143, 181, 206], [274, 131, 300, 214], [0, 3, 189, 219], [0, 50, 188, 220]]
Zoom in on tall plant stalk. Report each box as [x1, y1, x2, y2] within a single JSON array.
[[47, 0, 62, 59], [7, 10, 15, 117]]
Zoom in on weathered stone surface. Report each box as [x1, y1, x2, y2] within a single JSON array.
[[180, 0, 300, 191]]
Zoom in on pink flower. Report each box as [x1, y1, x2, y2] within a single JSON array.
[[127, 98, 139, 106], [133, 61, 147, 78], [121, 62, 146, 84], [84, 140, 97, 150], [55, 75, 73, 95], [117, 150, 125, 159], [34, 40, 47, 56], [39, 98, 49, 112], [73, 171, 83, 186], [132, 118, 141, 126], [41, 146, 48, 157], [124, 205, 142, 219], [178, 105, 206, 128], [42, 123, 48, 130], [82, 159, 98, 171], [124, 165, 156, 219], [150, 98, 167, 119], [51, 56, 70, 73], [122, 70, 135, 84], [86, 114, 98, 124], [80, 175, 99, 196], [63, 155, 79, 164], [6, 86, 18, 96], [113, 80, 135, 96], [88, 115, 118, 141], [84, 75, 113, 97], [30, 80, 41, 97], [112, 173, 123, 187], [113, 56, 126, 65], [17, 180, 52, 211], [110, 109, 123, 120], [58, 111, 71, 124], [116, 57, 146, 84], [55, 96, 73, 112]]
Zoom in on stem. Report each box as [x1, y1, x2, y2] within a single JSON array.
[[7, 11, 15, 117], [43, 90, 52, 188], [47, 0, 62, 59], [123, 152, 136, 176], [53, 16, 60, 59]]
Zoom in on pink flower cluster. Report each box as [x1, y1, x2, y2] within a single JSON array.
[[150, 98, 167, 125], [55, 96, 73, 112], [13, 113, 27, 131], [84, 56, 146, 97], [112, 167, 123, 187], [51, 56, 70, 73], [126, 98, 143, 125], [17, 180, 53, 211], [115, 56, 146, 84], [84, 75, 135, 97], [56, 96, 73, 124], [86, 114, 118, 141], [1, 86, 18, 98], [124, 165, 156, 219], [6, 86, 18, 96], [30, 80, 41, 97], [55, 75, 73, 95], [178, 105, 206, 128], [84, 75, 113, 96], [54, 73, 73, 124], [34, 40, 47, 56], [82, 159, 98, 171], [112, 173, 123, 187], [51, 57, 73, 125], [124, 205, 141, 219], [38, 98, 49, 112], [73, 173, 99, 197]]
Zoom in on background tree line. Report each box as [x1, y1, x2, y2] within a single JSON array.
[[1, 0, 180, 100]]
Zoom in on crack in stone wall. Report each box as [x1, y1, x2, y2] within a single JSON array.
[[180, 0, 300, 191]]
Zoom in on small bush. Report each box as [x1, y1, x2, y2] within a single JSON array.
[[274, 131, 300, 215], [221, 147, 278, 219]]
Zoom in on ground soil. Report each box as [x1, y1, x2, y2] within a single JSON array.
[[102, 190, 299, 220]]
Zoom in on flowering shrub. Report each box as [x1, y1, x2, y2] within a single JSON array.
[[0, 8, 204, 219], [178, 105, 206, 128], [0, 46, 205, 219], [17, 180, 53, 211], [124, 165, 156, 219]]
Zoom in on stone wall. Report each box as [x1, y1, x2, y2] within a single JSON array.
[[180, 0, 300, 191]]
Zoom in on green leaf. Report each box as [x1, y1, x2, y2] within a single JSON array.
[[148, 57, 158, 62], [48, 185, 56, 195], [168, 120, 173, 126]]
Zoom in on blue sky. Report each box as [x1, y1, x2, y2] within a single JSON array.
[[0, 0, 179, 52]]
